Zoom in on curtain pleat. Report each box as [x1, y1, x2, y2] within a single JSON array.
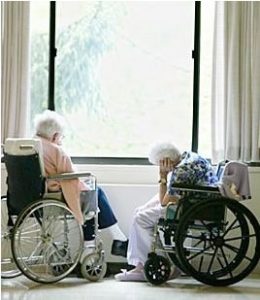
[[212, 1, 260, 163], [1, 1, 30, 144]]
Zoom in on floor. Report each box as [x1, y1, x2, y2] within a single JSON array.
[[2, 274, 260, 300]]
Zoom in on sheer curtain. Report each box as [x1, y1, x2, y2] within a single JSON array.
[[212, 1, 260, 163], [1, 1, 30, 144]]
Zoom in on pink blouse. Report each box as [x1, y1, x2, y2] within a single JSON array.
[[40, 137, 86, 224]]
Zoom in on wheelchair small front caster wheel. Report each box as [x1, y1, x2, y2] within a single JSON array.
[[144, 254, 171, 285], [81, 253, 107, 282]]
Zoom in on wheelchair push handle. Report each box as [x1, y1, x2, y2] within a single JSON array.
[[19, 144, 35, 150]]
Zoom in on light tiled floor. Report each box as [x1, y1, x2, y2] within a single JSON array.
[[2, 275, 260, 300]]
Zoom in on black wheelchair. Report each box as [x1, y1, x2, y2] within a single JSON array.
[[144, 164, 260, 286], [1, 138, 106, 283]]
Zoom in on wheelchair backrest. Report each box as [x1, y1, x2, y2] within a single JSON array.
[[4, 138, 46, 215]]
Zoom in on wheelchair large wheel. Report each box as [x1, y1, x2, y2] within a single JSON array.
[[1, 196, 22, 278], [144, 253, 171, 285], [175, 198, 260, 286], [11, 199, 83, 283]]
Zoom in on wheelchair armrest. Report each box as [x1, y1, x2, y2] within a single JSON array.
[[172, 183, 219, 193], [47, 172, 93, 181]]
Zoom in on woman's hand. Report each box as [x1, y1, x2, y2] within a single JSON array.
[[159, 157, 175, 178], [162, 194, 180, 206]]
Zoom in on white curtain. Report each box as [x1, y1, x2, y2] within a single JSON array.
[[212, 1, 260, 163], [1, 1, 30, 144]]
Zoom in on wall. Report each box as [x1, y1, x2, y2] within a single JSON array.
[[1, 164, 260, 272]]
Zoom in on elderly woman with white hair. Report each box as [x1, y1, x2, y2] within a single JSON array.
[[34, 110, 128, 260], [115, 142, 218, 281]]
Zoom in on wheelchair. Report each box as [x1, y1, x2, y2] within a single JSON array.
[[1, 138, 106, 283], [144, 164, 260, 287]]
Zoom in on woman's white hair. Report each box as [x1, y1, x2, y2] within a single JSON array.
[[148, 142, 181, 165], [34, 110, 66, 139]]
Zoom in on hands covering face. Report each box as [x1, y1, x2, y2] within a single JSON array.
[[159, 157, 176, 177]]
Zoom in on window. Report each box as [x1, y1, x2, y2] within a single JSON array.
[[29, 2, 50, 130], [30, 1, 200, 159], [198, 1, 215, 158]]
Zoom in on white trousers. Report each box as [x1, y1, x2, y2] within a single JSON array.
[[127, 194, 165, 266]]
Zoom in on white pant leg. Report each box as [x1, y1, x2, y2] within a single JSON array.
[[127, 194, 163, 266]]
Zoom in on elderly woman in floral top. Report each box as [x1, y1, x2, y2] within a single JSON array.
[[115, 144, 218, 282]]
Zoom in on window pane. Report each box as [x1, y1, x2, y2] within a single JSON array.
[[55, 1, 194, 157], [199, 2, 215, 158], [29, 2, 49, 133]]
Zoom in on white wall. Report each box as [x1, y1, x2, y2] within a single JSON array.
[[1, 163, 260, 272]]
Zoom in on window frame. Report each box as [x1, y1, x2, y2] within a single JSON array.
[[48, 1, 201, 165]]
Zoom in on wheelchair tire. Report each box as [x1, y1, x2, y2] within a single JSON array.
[[1, 196, 22, 279], [81, 252, 107, 282], [144, 253, 171, 285], [11, 199, 83, 283], [175, 198, 260, 286]]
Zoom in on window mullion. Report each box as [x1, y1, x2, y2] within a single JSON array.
[[191, 1, 201, 153], [48, 1, 56, 111]]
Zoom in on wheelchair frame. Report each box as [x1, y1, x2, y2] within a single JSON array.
[[144, 183, 260, 286], [1, 139, 106, 283]]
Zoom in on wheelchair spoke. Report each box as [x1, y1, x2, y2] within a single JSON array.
[[219, 246, 233, 278], [192, 238, 204, 248], [225, 233, 256, 242], [223, 242, 240, 254], [223, 218, 240, 237], [42, 215, 56, 233], [23, 240, 44, 264], [207, 246, 218, 273], [223, 243, 253, 262], [19, 220, 40, 232], [187, 244, 212, 261], [20, 229, 41, 236], [198, 220, 213, 232], [198, 255, 204, 272], [19, 237, 40, 244], [217, 256, 225, 269]]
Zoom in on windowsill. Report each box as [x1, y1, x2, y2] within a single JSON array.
[[2, 160, 260, 186], [71, 156, 151, 166], [74, 164, 159, 185]]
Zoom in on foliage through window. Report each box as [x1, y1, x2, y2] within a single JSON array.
[[30, 1, 213, 159]]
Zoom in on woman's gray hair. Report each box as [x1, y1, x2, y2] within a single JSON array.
[[148, 142, 181, 165], [34, 110, 66, 139]]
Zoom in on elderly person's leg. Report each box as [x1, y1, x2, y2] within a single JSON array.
[[82, 187, 127, 258], [127, 194, 161, 266], [115, 194, 162, 281]]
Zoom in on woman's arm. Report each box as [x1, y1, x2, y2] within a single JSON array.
[[159, 158, 180, 206], [159, 158, 179, 206]]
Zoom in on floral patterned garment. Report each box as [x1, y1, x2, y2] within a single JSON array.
[[168, 151, 218, 196]]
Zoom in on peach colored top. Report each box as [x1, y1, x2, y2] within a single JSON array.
[[39, 137, 86, 224]]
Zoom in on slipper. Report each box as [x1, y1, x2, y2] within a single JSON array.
[[114, 269, 147, 282]]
